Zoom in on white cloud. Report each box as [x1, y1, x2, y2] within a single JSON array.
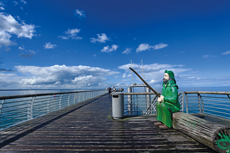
[[59, 28, 82, 40], [0, 7, 4, 10], [16, 65, 119, 87], [101, 44, 118, 53], [90, 33, 110, 43], [154, 43, 168, 50], [19, 46, 24, 50], [75, 9, 86, 17], [44, 42, 57, 49], [122, 48, 131, 54], [136, 43, 168, 53], [118, 63, 190, 85], [222, 51, 230, 55], [72, 75, 106, 87], [0, 13, 36, 47], [20, 0, 26, 4]]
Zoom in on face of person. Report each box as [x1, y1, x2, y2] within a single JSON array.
[[163, 73, 169, 84], [164, 73, 169, 80]]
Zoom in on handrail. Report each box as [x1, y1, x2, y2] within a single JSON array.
[[179, 91, 230, 120], [184, 91, 230, 95], [0, 89, 108, 130], [0, 89, 105, 100], [123, 92, 159, 95]]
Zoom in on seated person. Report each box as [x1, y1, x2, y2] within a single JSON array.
[[154, 70, 181, 129]]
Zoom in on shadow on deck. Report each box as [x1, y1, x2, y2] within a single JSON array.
[[0, 94, 216, 152]]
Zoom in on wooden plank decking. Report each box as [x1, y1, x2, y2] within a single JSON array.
[[0, 94, 216, 152]]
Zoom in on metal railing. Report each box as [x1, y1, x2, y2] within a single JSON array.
[[123, 92, 158, 116], [0, 90, 107, 130], [122, 91, 230, 120], [179, 91, 230, 120]]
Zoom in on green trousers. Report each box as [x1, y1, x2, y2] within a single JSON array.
[[156, 102, 179, 128]]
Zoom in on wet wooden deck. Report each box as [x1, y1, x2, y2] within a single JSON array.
[[0, 94, 216, 152]]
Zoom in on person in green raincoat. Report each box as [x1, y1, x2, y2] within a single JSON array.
[[154, 70, 180, 129]]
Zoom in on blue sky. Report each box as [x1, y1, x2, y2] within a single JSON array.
[[0, 0, 230, 89]]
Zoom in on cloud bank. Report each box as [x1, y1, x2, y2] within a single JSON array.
[[11, 65, 119, 88]]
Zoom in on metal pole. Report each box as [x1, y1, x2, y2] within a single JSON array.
[[185, 93, 188, 114], [68, 94, 70, 106], [200, 94, 204, 113], [128, 87, 132, 114], [0, 100, 5, 116], [74, 93, 77, 104], [145, 87, 150, 110], [47, 95, 52, 113], [182, 93, 184, 112], [198, 93, 202, 113], [59, 95, 62, 110], [28, 96, 35, 120]]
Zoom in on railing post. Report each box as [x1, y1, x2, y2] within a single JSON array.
[[74, 93, 77, 104], [128, 87, 132, 115], [0, 100, 5, 117], [28, 96, 35, 120], [182, 93, 184, 112], [200, 94, 204, 113], [145, 87, 151, 111], [198, 93, 202, 113], [185, 93, 188, 114], [67, 94, 70, 106], [59, 95, 62, 110], [47, 95, 52, 113]]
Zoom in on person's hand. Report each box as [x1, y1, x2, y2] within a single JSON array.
[[158, 95, 164, 103]]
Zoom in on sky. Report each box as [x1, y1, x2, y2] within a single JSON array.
[[0, 0, 230, 89]]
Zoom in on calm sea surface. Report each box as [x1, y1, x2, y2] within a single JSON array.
[[0, 87, 230, 97], [0, 89, 83, 97]]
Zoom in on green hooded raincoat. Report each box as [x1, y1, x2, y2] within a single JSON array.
[[156, 70, 180, 128]]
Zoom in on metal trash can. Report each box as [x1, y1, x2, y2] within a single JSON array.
[[112, 92, 124, 119]]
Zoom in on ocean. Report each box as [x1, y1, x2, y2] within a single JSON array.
[[0, 89, 82, 97], [0, 86, 229, 97]]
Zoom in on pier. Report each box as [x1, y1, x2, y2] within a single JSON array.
[[0, 94, 216, 152]]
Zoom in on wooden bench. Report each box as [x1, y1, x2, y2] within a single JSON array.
[[172, 112, 230, 153]]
